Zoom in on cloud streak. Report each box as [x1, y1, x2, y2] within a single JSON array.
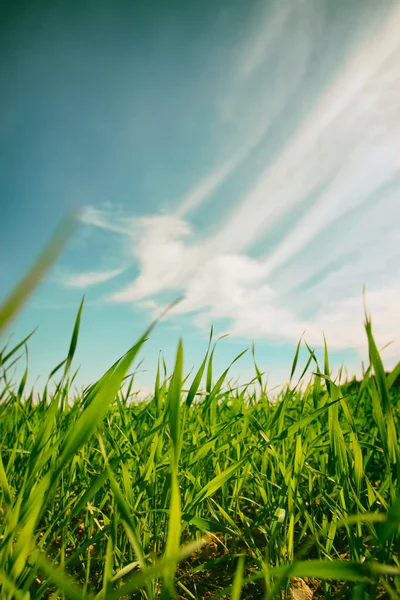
[[62, 268, 124, 288], [80, 205, 130, 235], [72, 2, 400, 368], [207, 2, 400, 258]]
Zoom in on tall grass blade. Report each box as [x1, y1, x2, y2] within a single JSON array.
[[64, 296, 85, 377]]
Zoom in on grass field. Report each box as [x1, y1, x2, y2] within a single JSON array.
[[0, 230, 399, 599]]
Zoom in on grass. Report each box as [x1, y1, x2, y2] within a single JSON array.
[[0, 226, 399, 599]]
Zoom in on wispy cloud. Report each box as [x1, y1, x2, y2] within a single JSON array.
[[175, 131, 267, 218], [80, 205, 130, 234], [73, 3, 400, 368], [236, 3, 293, 81], [208, 3, 400, 257], [62, 268, 124, 288]]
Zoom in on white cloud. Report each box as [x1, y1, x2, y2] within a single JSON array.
[[78, 3, 400, 373], [62, 268, 124, 288], [136, 298, 158, 311], [173, 1, 332, 223], [236, 3, 293, 80], [80, 205, 130, 234], [215, 0, 325, 134], [108, 215, 199, 302], [207, 3, 400, 257]]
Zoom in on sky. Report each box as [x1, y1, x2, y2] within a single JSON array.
[[1, 0, 399, 395]]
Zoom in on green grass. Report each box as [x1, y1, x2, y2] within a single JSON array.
[[0, 229, 399, 599]]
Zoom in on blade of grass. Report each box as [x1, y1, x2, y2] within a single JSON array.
[[0, 214, 76, 334]]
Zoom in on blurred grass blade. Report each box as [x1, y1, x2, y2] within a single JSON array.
[[270, 559, 400, 581], [0, 213, 76, 334], [380, 495, 400, 543], [162, 460, 182, 596], [387, 361, 400, 391], [0, 452, 12, 505], [107, 537, 209, 600], [231, 555, 245, 600], [36, 550, 91, 600]]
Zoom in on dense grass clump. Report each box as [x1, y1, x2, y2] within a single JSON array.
[[0, 300, 399, 599], [0, 227, 399, 599]]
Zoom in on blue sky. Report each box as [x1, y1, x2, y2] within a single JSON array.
[[1, 0, 399, 394]]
